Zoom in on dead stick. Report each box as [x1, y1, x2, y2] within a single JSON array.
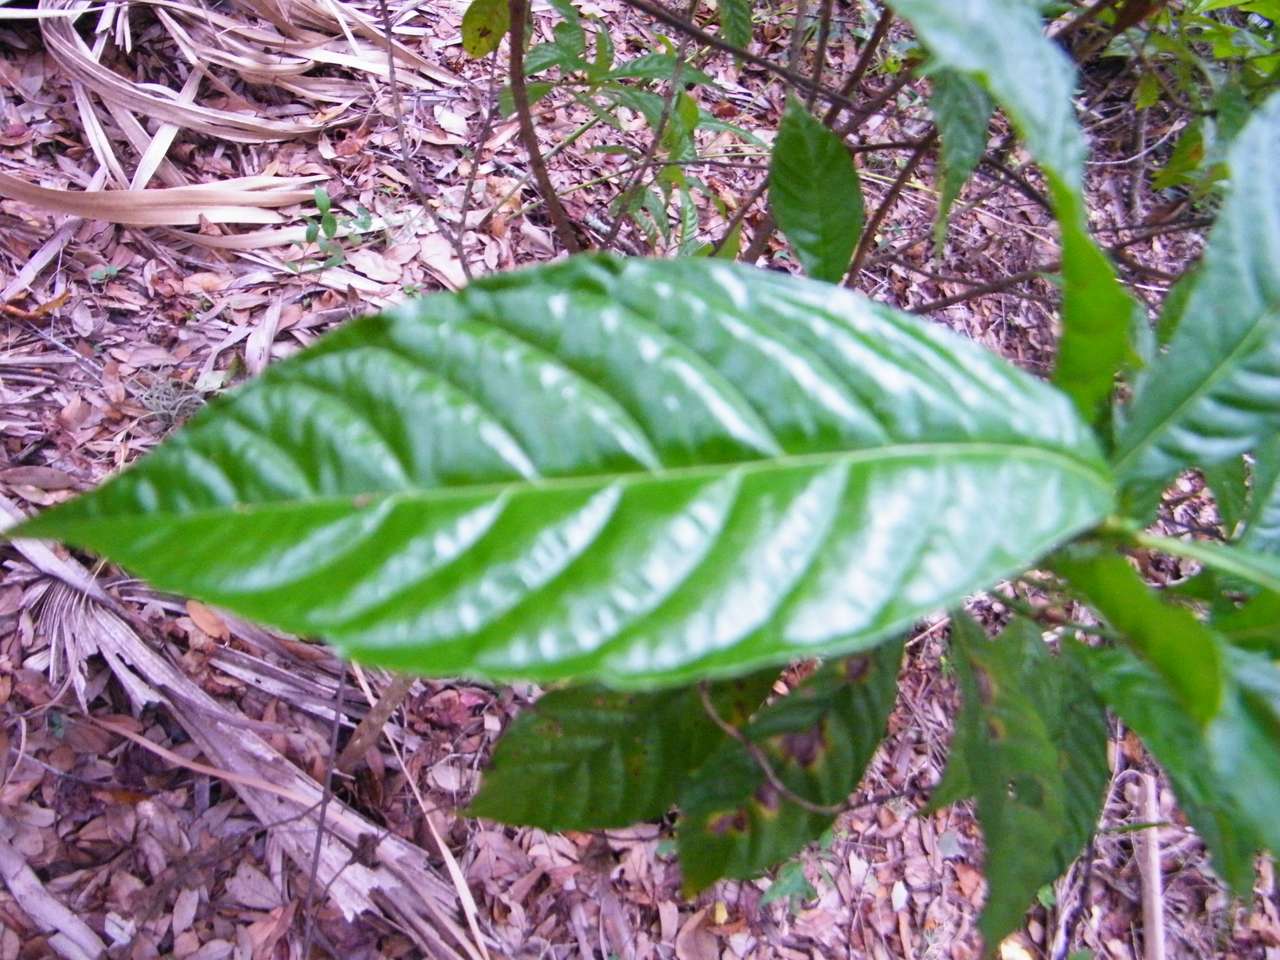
[[508, 0, 581, 253], [1138, 772, 1167, 960], [336, 672, 418, 773]]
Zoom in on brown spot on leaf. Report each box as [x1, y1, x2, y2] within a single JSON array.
[[753, 782, 781, 811], [708, 810, 748, 835], [844, 655, 872, 683], [780, 726, 826, 767]]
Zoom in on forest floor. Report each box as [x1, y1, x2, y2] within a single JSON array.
[[1, 1, 1278, 958]]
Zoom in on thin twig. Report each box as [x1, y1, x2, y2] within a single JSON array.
[[604, 0, 701, 247], [615, 0, 862, 112], [374, 0, 469, 272], [821, 5, 893, 125], [301, 665, 348, 958], [509, 0, 581, 252], [909, 262, 1059, 314], [456, 51, 503, 279], [696, 682, 845, 815], [336, 671, 417, 773], [847, 130, 937, 281], [805, 0, 836, 109], [1138, 771, 1168, 960]]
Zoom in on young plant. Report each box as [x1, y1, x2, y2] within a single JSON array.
[[12, 1, 1280, 954]]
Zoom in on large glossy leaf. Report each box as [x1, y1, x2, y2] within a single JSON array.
[[769, 98, 864, 283], [1054, 546, 1224, 724], [677, 639, 902, 893], [16, 255, 1112, 688], [929, 69, 991, 249], [468, 670, 775, 829], [947, 615, 1109, 949], [1075, 641, 1260, 894], [886, 0, 1136, 422], [1113, 92, 1280, 490], [1215, 591, 1280, 654]]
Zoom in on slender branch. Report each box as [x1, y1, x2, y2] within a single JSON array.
[[615, 0, 862, 112], [909, 261, 1059, 314], [697, 682, 847, 815], [821, 4, 893, 125], [300, 666, 348, 958], [604, 0, 701, 248], [711, 179, 769, 256], [508, 0, 581, 252], [375, 0, 469, 272], [847, 130, 937, 281], [805, 0, 835, 108], [335, 672, 416, 773], [456, 51, 503, 279]]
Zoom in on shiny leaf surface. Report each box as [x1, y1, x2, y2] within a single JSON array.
[[677, 639, 902, 893], [1114, 93, 1280, 489], [769, 98, 864, 282], [17, 255, 1112, 688], [1243, 438, 1280, 554]]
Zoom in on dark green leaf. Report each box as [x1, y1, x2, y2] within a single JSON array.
[[769, 97, 864, 282], [462, 0, 509, 57], [717, 0, 752, 49], [16, 256, 1113, 688], [1113, 93, 1280, 490], [1214, 591, 1280, 654], [1054, 546, 1225, 724], [929, 70, 991, 249], [469, 670, 775, 829], [677, 640, 903, 893], [606, 54, 712, 85], [314, 187, 330, 215], [948, 614, 1109, 948], [524, 41, 584, 75], [498, 81, 553, 117], [320, 212, 337, 240], [1074, 641, 1260, 894], [1129, 532, 1280, 596], [1208, 648, 1280, 855]]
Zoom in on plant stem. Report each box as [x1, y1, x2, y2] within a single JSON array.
[[846, 130, 937, 282], [508, 0, 581, 253]]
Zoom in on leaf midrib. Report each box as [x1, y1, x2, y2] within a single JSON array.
[[1113, 306, 1280, 478], [45, 439, 1112, 528]]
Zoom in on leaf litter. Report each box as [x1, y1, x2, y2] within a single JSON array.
[[0, 0, 1276, 957]]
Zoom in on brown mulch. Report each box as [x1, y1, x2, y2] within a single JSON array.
[[1, 1, 1278, 958]]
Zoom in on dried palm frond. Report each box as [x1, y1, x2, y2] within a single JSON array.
[[0, 172, 325, 225]]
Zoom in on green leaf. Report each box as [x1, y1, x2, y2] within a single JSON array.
[[606, 54, 712, 84], [1054, 546, 1224, 725], [314, 187, 331, 215], [498, 81, 554, 117], [886, 0, 1136, 422], [1214, 590, 1280, 654], [462, 0, 509, 57], [717, 0, 752, 49], [1128, 531, 1280, 596], [16, 255, 1114, 689], [469, 669, 776, 829], [1204, 455, 1249, 537], [1243, 437, 1280, 554], [677, 640, 903, 893], [947, 615, 1109, 948], [1075, 641, 1259, 894], [1208, 647, 1280, 856], [1113, 92, 1280, 490], [929, 70, 991, 250], [769, 98, 864, 283]]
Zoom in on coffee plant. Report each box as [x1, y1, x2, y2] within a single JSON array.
[[12, 0, 1280, 951]]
